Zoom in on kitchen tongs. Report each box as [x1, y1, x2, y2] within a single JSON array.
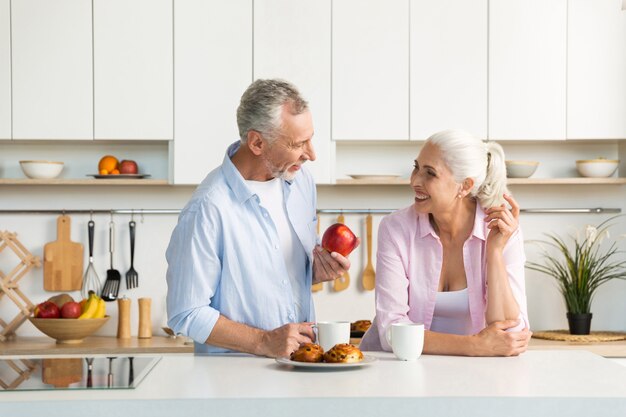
[[101, 220, 121, 301]]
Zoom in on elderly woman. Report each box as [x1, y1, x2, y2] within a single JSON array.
[[360, 129, 531, 356]]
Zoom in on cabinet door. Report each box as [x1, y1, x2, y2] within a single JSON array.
[[172, 0, 252, 184], [94, 0, 173, 140], [0, 0, 9, 139], [12, 0, 92, 140], [254, 0, 332, 184], [568, 0, 626, 139], [410, 0, 487, 140], [489, 0, 566, 140], [333, 0, 409, 140]]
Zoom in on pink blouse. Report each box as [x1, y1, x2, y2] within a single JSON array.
[[359, 204, 529, 352]]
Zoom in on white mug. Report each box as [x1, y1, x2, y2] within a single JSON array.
[[385, 323, 424, 361], [314, 321, 350, 352]]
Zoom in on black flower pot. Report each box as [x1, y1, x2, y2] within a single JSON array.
[[566, 312, 592, 335]]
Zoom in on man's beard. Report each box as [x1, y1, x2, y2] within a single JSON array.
[[263, 156, 300, 181]]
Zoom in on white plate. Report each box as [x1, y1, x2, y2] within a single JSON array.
[[88, 174, 151, 179], [348, 174, 402, 181], [275, 355, 377, 369]]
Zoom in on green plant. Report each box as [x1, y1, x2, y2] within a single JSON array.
[[526, 216, 626, 314]]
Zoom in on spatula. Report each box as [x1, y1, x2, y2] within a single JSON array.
[[311, 214, 323, 292], [101, 220, 121, 302], [333, 214, 350, 292], [362, 214, 376, 290]]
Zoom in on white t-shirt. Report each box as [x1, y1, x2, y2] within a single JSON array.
[[245, 178, 307, 322]]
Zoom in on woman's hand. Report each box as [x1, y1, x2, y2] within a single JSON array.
[[484, 194, 520, 252], [470, 320, 531, 357]]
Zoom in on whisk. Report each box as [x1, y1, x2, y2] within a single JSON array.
[[82, 220, 102, 299]]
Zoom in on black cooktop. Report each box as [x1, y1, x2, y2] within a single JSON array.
[[0, 356, 160, 391]]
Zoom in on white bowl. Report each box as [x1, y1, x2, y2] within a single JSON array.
[[19, 160, 64, 179], [505, 161, 539, 178], [576, 159, 619, 178]]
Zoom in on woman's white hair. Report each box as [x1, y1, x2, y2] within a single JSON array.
[[427, 129, 509, 208]]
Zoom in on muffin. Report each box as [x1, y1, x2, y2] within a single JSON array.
[[290, 343, 324, 363], [322, 343, 364, 363], [351, 320, 372, 333]]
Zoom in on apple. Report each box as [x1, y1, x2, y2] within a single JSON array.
[[119, 160, 138, 174], [34, 301, 60, 319], [322, 223, 358, 257], [60, 301, 82, 319]]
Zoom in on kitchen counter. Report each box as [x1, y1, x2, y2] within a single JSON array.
[[2, 350, 626, 417], [2, 335, 626, 357], [0, 336, 193, 357]]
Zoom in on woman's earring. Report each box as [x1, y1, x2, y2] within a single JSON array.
[[457, 193, 463, 199]]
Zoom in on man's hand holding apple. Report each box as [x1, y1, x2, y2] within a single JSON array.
[[313, 224, 360, 284]]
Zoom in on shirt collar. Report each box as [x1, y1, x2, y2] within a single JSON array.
[[221, 141, 294, 204], [417, 201, 487, 241]]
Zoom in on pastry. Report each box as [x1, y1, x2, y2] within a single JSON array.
[[351, 320, 372, 333], [323, 343, 364, 363], [290, 343, 324, 363]]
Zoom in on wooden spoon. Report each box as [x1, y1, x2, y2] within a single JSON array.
[[311, 214, 323, 292], [333, 214, 350, 292], [362, 214, 376, 291]]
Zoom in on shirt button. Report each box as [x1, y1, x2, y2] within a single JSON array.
[[282, 280, 287, 285], [274, 244, 279, 250], [288, 314, 294, 320], [263, 212, 268, 218]]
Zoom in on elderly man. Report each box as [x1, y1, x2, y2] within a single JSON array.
[[166, 79, 356, 357]]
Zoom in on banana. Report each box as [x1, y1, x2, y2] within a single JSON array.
[[78, 293, 99, 319], [93, 297, 106, 319]]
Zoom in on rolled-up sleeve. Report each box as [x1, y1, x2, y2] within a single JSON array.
[[166, 200, 222, 344]]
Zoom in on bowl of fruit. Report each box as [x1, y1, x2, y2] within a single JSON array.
[[29, 292, 108, 344], [93, 155, 146, 178]]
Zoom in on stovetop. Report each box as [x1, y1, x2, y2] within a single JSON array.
[[0, 356, 160, 391]]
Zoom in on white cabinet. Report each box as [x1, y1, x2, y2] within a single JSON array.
[[94, 0, 173, 140], [254, 0, 332, 184], [332, 0, 409, 141], [11, 0, 92, 140], [0, 0, 9, 140], [410, 0, 487, 140], [489, 0, 567, 140], [172, 0, 252, 184], [568, 0, 626, 139]]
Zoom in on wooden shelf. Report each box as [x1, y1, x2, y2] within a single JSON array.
[[334, 177, 626, 186], [0, 178, 170, 186]]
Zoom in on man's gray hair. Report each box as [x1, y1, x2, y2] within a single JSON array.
[[236, 79, 309, 143]]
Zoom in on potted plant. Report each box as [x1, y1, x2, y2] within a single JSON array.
[[526, 216, 626, 335]]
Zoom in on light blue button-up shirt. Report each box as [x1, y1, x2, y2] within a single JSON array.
[[166, 142, 318, 354]]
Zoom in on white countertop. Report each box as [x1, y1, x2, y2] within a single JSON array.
[[3, 350, 626, 417]]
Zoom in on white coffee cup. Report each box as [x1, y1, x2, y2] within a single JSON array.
[[385, 323, 424, 361], [314, 321, 350, 352]]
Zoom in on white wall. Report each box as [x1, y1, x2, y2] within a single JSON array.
[[2, 165, 626, 338]]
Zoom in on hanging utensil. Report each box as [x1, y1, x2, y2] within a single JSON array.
[[333, 214, 350, 292], [101, 220, 121, 301], [362, 214, 376, 290], [125, 220, 138, 289], [85, 358, 94, 388], [82, 220, 102, 299], [128, 357, 134, 387], [312, 214, 323, 292], [107, 357, 115, 388], [44, 215, 84, 291]]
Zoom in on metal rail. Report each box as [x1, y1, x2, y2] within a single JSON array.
[[0, 207, 620, 215]]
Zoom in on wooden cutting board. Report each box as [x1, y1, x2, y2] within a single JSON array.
[[44, 215, 84, 291], [42, 358, 83, 388]]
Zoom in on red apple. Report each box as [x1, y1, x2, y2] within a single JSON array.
[[322, 223, 358, 257], [34, 301, 61, 319], [119, 159, 138, 174], [60, 301, 82, 319]]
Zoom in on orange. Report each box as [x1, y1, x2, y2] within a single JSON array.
[[111, 169, 120, 175], [99, 169, 109, 175], [98, 155, 119, 173]]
